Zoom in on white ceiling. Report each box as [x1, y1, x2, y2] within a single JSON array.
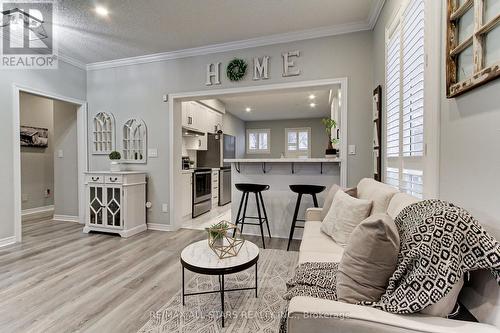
[[218, 86, 338, 121], [48, 0, 384, 65]]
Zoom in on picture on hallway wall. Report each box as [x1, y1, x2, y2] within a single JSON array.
[[20, 126, 49, 148]]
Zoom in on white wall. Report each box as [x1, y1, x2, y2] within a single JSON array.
[[222, 111, 245, 158], [87, 32, 374, 225], [53, 100, 79, 217], [0, 61, 86, 240], [374, 0, 500, 326], [20, 93, 54, 210]]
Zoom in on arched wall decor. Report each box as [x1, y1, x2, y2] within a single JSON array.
[[92, 112, 115, 154], [122, 118, 147, 163]]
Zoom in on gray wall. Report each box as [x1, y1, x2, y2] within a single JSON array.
[[245, 118, 327, 158], [87, 31, 374, 224], [53, 100, 79, 217], [374, 0, 500, 327], [222, 111, 245, 158], [0, 61, 86, 240], [20, 93, 54, 210]]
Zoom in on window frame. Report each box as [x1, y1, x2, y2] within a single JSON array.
[[246, 128, 271, 154], [285, 127, 311, 158]]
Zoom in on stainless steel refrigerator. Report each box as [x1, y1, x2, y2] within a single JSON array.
[[197, 133, 235, 206]]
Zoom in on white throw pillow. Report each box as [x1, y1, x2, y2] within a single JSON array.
[[321, 190, 373, 246]]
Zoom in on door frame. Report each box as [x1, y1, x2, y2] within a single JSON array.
[[168, 77, 348, 231], [13, 84, 88, 242]]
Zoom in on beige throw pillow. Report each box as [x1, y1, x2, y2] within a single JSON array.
[[337, 214, 400, 304], [320, 190, 372, 246], [321, 185, 357, 221]]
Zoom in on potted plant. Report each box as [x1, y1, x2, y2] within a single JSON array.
[[109, 151, 121, 172], [321, 118, 339, 157]]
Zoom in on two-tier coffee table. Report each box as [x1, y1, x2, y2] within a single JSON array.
[[180, 239, 260, 327]]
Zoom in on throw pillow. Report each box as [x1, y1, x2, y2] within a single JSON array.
[[320, 190, 372, 246], [321, 185, 357, 221], [337, 214, 400, 304]]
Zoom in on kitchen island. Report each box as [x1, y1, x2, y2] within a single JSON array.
[[224, 158, 342, 239]]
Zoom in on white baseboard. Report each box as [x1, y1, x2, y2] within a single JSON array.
[[22, 205, 54, 221], [147, 223, 177, 232], [0, 236, 16, 248], [53, 215, 81, 223]]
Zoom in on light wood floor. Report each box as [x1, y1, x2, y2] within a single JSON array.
[[0, 219, 299, 333]]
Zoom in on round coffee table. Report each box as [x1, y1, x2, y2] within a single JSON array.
[[180, 239, 259, 327]]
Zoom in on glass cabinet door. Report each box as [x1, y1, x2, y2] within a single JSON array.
[[89, 186, 104, 225], [106, 187, 122, 228]]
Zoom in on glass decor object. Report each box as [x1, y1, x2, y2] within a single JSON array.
[[206, 221, 245, 259]]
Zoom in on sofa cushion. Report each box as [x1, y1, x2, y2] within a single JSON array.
[[387, 192, 420, 219], [300, 221, 345, 255], [421, 277, 464, 317], [321, 185, 358, 221], [337, 213, 400, 304], [321, 190, 372, 246], [357, 178, 399, 215]]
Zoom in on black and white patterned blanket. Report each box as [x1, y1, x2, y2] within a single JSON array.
[[280, 200, 500, 331]]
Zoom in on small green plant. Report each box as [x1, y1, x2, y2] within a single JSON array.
[[207, 221, 229, 241], [109, 151, 121, 160], [321, 118, 339, 148]]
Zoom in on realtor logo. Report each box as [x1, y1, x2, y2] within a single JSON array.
[[0, 1, 57, 69]]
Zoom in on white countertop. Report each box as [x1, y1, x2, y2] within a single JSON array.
[[84, 171, 147, 174], [181, 167, 220, 174], [224, 158, 341, 163]]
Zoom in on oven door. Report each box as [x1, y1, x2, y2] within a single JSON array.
[[193, 171, 212, 203]]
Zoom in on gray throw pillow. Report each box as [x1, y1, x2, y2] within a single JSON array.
[[321, 185, 357, 221], [337, 213, 400, 304]]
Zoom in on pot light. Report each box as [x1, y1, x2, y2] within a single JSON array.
[[95, 6, 109, 17], [245, 107, 252, 112], [309, 102, 316, 108], [309, 94, 316, 100]]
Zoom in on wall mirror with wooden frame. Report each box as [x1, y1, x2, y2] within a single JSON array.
[[446, 0, 500, 97]]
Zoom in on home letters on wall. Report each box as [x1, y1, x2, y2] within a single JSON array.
[[206, 50, 301, 85]]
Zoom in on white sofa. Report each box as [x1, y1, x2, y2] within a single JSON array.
[[287, 178, 500, 333]]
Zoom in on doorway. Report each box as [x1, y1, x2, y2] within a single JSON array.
[[13, 85, 87, 242]]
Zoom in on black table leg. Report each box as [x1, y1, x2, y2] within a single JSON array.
[[255, 262, 258, 298], [182, 266, 185, 306], [221, 274, 225, 327]]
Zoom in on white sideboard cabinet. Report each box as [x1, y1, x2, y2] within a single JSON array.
[[83, 171, 147, 238]]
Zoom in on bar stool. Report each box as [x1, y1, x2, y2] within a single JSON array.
[[234, 183, 271, 248], [287, 184, 326, 251]]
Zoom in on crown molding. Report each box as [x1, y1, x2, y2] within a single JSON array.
[[86, 20, 372, 71], [368, 0, 386, 29], [57, 53, 87, 70]]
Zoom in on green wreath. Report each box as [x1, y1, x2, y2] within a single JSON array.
[[226, 58, 248, 81]]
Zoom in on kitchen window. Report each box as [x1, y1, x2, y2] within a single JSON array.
[[246, 129, 270, 154], [285, 127, 311, 158]]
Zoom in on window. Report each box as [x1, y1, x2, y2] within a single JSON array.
[[122, 118, 147, 163], [92, 112, 115, 154], [246, 129, 270, 154], [285, 127, 311, 158], [384, 0, 426, 198]]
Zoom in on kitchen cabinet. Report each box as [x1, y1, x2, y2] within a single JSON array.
[[212, 169, 219, 208], [83, 172, 147, 238], [182, 101, 208, 133], [181, 172, 193, 217], [205, 109, 223, 134], [183, 135, 207, 151]]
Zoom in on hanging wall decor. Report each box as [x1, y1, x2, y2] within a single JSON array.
[[92, 112, 115, 154], [122, 118, 147, 163], [226, 58, 248, 82], [446, 0, 500, 97], [373, 86, 382, 181]]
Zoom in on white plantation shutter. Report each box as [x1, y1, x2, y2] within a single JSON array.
[[384, 0, 426, 199]]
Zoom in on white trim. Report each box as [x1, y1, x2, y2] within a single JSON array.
[[147, 223, 177, 232], [53, 215, 81, 223], [13, 84, 88, 244], [0, 236, 16, 248], [246, 128, 271, 155], [285, 127, 312, 158], [368, 0, 387, 29], [21, 205, 54, 220], [87, 22, 381, 71], [57, 54, 87, 70], [168, 77, 349, 231]]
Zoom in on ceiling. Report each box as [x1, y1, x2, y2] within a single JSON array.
[[218, 86, 339, 121], [47, 0, 384, 65]]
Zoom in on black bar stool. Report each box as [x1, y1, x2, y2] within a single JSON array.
[[287, 184, 326, 251], [234, 183, 271, 248]]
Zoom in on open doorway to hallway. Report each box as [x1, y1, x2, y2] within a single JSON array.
[[19, 92, 80, 227]]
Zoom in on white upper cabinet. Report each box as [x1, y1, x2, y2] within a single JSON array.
[[182, 101, 224, 134], [205, 108, 223, 133]]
